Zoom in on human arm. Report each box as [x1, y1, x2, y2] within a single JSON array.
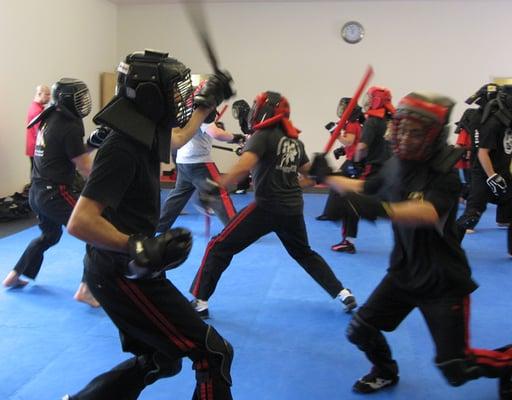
[[477, 148, 496, 178], [311, 153, 442, 225], [67, 195, 129, 252], [204, 122, 244, 143], [218, 151, 259, 188], [171, 107, 214, 149], [72, 153, 94, 178]]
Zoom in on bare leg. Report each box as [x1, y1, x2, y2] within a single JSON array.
[[74, 282, 100, 308], [2, 270, 29, 288]]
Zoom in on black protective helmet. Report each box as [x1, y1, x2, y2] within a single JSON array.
[[116, 49, 193, 128], [94, 49, 194, 162], [51, 78, 92, 119]]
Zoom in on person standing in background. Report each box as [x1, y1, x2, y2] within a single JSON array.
[[26, 85, 51, 175]]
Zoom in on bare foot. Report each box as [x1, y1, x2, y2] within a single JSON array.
[[74, 283, 100, 308], [2, 270, 29, 288]]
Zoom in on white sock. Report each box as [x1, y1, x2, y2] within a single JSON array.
[[338, 288, 353, 301], [194, 299, 209, 311]]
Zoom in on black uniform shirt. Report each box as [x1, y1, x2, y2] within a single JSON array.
[[32, 111, 86, 185], [475, 115, 512, 177], [360, 116, 390, 166], [81, 131, 160, 237], [364, 156, 478, 297], [244, 127, 308, 215]]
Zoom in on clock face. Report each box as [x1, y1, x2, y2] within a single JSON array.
[[341, 21, 364, 44]]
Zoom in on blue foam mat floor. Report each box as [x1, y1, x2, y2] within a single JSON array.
[[0, 192, 510, 400]]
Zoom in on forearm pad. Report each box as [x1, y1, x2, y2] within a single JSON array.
[[344, 192, 393, 221]]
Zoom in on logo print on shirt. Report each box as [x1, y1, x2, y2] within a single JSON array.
[[276, 137, 299, 173], [503, 128, 512, 155], [34, 122, 47, 157]]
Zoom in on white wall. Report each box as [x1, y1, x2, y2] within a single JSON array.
[[0, 0, 118, 197], [117, 0, 512, 170], [2, 0, 512, 197]]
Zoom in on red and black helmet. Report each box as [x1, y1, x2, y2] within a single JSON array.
[[248, 91, 290, 131], [391, 92, 455, 161], [363, 86, 394, 112]]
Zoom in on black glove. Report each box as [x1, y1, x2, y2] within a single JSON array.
[[343, 161, 363, 178], [486, 173, 508, 197], [194, 70, 235, 109], [229, 133, 245, 144], [333, 146, 346, 160], [87, 126, 111, 148], [324, 121, 336, 134], [309, 153, 333, 184], [344, 192, 393, 222], [126, 228, 192, 279], [215, 121, 226, 130]]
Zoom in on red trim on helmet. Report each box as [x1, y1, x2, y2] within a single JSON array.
[[398, 96, 449, 123], [365, 109, 386, 119]]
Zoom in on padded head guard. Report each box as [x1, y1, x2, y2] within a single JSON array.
[[231, 99, 251, 135], [363, 86, 393, 111], [94, 49, 193, 162], [247, 91, 298, 137], [391, 92, 454, 161], [465, 83, 500, 106], [51, 78, 92, 119], [337, 97, 364, 122]]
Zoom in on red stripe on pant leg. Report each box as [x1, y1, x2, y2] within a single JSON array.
[[463, 295, 470, 350], [205, 162, 236, 219], [116, 277, 196, 351], [59, 185, 77, 207], [191, 202, 257, 297], [121, 278, 197, 349], [464, 296, 512, 368]]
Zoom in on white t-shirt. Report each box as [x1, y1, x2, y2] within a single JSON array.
[[176, 123, 213, 164]]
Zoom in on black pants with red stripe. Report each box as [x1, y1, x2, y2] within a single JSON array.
[[350, 274, 512, 384], [74, 247, 232, 400], [190, 203, 346, 301], [13, 180, 85, 280], [158, 162, 236, 232]]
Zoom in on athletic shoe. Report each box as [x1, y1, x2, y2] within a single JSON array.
[[500, 372, 512, 400], [339, 288, 357, 312], [234, 189, 247, 194], [315, 214, 330, 221], [465, 228, 475, 234], [353, 367, 399, 394], [190, 299, 209, 319], [497, 222, 510, 228], [331, 240, 356, 253]]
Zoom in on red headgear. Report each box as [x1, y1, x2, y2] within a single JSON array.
[[248, 91, 299, 138], [364, 86, 395, 118], [391, 92, 454, 161]]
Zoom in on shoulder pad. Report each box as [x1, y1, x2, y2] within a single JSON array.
[[430, 145, 465, 173], [27, 105, 56, 129]]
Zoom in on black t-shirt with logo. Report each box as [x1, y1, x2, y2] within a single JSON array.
[[81, 131, 161, 237], [243, 127, 309, 215], [364, 156, 478, 297], [360, 116, 391, 166], [474, 114, 512, 178], [32, 111, 86, 185]]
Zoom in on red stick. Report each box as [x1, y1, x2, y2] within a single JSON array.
[[215, 104, 228, 122], [323, 66, 374, 153]]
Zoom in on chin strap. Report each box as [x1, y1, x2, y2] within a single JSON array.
[[252, 113, 300, 138]]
